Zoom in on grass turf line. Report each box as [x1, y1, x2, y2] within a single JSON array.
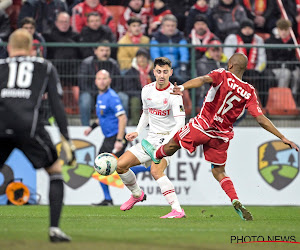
[[0, 206, 299, 250]]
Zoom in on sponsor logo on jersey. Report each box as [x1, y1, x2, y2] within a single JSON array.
[[179, 105, 184, 112], [258, 140, 299, 190], [227, 78, 251, 99], [148, 108, 170, 116], [1, 88, 32, 99]]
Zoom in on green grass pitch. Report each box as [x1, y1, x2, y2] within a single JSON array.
[[0, 205, 299, 250]]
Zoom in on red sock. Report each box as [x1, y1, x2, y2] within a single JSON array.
[[155, 145, 167, 159], [219, 177, 238, 201]]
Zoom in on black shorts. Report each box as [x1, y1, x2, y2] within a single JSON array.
[[0, 127, 58, 169], [99, 134, 128, 158]]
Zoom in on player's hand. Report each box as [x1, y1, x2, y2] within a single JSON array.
[[282, 137, 299, 151], [113, 141, 124, 154], [125, 132, 138, 141], [61, 135, 77, 166], [84, 127, 92, 136], [171, 82, 184, 96]]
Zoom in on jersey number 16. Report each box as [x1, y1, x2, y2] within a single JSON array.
[[7, 61, 34, 88]]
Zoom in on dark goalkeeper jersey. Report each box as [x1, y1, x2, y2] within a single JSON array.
[[0, 56, 69, 139]]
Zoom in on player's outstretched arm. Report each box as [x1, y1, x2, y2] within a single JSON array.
[[172, 76, 213, 95], [256, 115, 299, 151]]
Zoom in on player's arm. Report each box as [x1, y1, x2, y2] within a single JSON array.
[[126, 111, 149, 142], [84, 119, 99, 136], [47, 64, 69, 140], [255, 115, 299, 151], [47, 64, 76, 165], [113, 113, 127, 153], [163, 96, 186, 143], [126, 88, 149, 141], [172, 75, 213, 95]]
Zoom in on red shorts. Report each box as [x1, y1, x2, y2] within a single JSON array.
[[173, 123, 230, 165]]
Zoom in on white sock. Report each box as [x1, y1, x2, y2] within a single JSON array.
[[157, 175, 182, 212], [119, 169, 142, 198]]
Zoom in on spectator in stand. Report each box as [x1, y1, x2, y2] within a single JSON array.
[[280, 0, 299, 37], [43, 12, 81, 113], [265, 18, 300, 98], [185, 0, 212, 36], [78, 42, 122, 126], [150, 14, 190, 85], [0, 0, 12, 11], [147, 0, 172, 36], [188, 14, 220, 60], [0, 9, 10, 41], [79, 12, 115, 59], [167, 0, 194, 32], [117, 16, 150, 74], [71, 0, 115, 34], [224, 19, 268, 106], [211, 0, 248, 42], [196, 40, 227, 110], [123, 48, 154, 125], [20, 17, 46, 57], [118, 0, 149, 39], [18, 0, 68, 34], [239, 0, 279, 35], [5, 0, 22, 30]]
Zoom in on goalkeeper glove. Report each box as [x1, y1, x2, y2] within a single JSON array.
[[60, 135, 77, 166]]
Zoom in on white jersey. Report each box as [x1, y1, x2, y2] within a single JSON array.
[[142, 81, 185, 135], [129, 81, 185, 167]]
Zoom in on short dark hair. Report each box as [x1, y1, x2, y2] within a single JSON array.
[[127, 16, 142, 26], [154, 57, 172, 68], [87, 12, 101, 21], [136, 48, 150, 60], [20, 17, 36, 28]]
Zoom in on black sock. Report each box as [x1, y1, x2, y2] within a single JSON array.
[[49, 174, 64, 228]]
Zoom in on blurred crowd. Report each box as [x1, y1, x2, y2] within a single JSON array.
[[0, 0, 300, 125]]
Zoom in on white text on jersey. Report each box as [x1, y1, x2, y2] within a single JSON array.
[[148, 108, 170, 116], [227, 78, 251, 99]]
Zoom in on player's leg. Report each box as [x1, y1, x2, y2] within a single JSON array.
[[117, 150, 147, 210], [142, 137, 181, 163], [21, 129, 71, 242], [142, 123, 195, 163], [150, 159, 185, 218], [93, 137, 117, 206], [46, 160, 72, 241], [205, 140, 253, 221]]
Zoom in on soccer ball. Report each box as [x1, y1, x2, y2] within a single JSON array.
[[94, 153, 117, 176]]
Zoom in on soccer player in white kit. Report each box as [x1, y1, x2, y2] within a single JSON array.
[[116, 57, 186, 218]]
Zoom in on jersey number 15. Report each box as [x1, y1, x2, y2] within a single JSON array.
[[217, 91, 241, 115]]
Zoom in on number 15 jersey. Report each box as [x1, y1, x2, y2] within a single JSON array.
[[193, 68, 263, 141]]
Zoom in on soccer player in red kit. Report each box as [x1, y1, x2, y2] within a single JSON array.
[[142, 53, 299, 221]]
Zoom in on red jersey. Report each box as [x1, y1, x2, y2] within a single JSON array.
[[72, 2, 115, 33], [193, 68, 263, 141]]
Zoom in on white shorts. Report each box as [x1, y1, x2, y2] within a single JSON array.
[[128, 134, 171, 167]]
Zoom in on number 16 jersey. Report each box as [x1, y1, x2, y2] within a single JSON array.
[[193, 68, 263, 141]]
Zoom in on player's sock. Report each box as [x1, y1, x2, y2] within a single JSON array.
[[157, 176, 182, 212], [100, 182, 112, 201], [49, 173, 64, 227], [119, 169, 142, 198], [219, 177, 238, 201], [155, 145, 167, 159]]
